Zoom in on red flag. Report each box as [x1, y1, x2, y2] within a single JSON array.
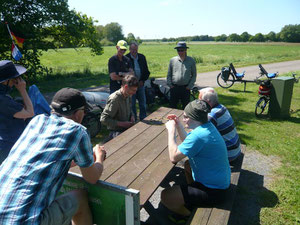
[[10, 31, 24, 48]]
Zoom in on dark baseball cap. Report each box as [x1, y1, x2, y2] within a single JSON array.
[[51, 87, 92, 114]]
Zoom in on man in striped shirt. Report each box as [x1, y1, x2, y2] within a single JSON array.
[[0, 88, 106, 225], [199, 87, 241, 162]]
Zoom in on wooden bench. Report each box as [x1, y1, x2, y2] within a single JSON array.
[[186, 144, 246, 225]]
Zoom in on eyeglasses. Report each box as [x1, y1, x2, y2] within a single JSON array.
[[177, 49, 186, 52], [183, 114, 189, 119], [120, 49, 127, 52]]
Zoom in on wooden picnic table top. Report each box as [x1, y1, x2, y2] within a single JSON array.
[[70, 106, 184, 207]]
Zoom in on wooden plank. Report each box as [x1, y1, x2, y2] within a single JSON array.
[[104, 107, 173, 157], [129, 149, 174, 206], [187, 145, 246, 225], [70, 107, 173, 175], [106, 109, 183, 187]]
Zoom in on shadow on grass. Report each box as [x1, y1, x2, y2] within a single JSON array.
[[228, 169, 278, 225]]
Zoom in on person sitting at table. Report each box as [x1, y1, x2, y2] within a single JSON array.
[[0, 60, 34, 165], [0, 87, 106, 225], [199, 87, 241, 162], [100, 75, 138, 142], [161, 99, 231, 222]]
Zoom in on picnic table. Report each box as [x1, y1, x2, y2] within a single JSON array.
[[67, 106, 184, 224]]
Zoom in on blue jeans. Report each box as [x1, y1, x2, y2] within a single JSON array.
[[132, 86, 147, 120]]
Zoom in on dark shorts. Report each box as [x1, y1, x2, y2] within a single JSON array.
[[180, 181, 229, 208]]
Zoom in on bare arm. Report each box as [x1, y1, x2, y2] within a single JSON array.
[[165, 120, 186, 164], [13, 77, 34, 119], [167, 114, 187, 142], [80, 145, 106, 184]]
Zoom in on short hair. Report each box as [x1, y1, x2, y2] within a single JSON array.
[[199, 87, 219, 106], [129, 41, 139, 48], [122, 75, 138, 87]]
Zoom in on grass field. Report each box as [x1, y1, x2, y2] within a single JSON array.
[[37, 43, 300, 224], [37, 42, 300, 93]]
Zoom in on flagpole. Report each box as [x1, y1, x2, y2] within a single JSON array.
[[6, 23, 15, 44]]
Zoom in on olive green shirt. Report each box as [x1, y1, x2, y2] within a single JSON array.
[[167, 55, 197, 89], [100, 89, 132, 131]]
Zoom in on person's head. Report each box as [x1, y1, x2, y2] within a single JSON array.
[[174, 41, 189, 58], [0, 60, 26, 87], [116, 40, 128, 56], [121, 75, 138, 97], [129, 42, 139, 57], [50, 87, 91, 123], [183, 99, 211, 129], [198, 87, 219, 108]]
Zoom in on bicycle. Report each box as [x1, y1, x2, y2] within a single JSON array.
[[217, 63, 245, 89], [255, 79, 272, 117]]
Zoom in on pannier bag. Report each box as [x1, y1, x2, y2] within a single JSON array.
[[221, 67, 230, 81], [258, 80, 271, 96]]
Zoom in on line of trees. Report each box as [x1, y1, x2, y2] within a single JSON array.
[[155, 24, 300, 43]]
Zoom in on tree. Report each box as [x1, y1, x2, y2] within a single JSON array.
[[226, 33, 241, 42], [279, 24, 300, 43], [0, 0, 102, 81], [265, 31, 277, 42], [240, 32, 251, 42], [215, 34, 227, 42], [249, 33, 265, 42], [103, 22, 124, 44], [126, 33, 136, 44]]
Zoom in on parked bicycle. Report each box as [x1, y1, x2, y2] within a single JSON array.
[[217, 63, 278, 91], [255, 79, 272, 117], [254, 72, 297, 117], [217, 63, 246, 89]]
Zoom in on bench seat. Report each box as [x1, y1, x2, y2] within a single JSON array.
[[186, 144, 246, 225]]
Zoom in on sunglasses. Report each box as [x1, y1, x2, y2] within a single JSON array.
[[177, 49, 186, 52]]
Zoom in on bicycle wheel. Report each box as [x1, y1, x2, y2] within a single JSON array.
[[217, 73, 235, 88], [255, 96, 269, 117]]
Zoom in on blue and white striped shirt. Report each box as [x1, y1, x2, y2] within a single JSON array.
[[208, 104, 241, 161], [0, 114, 94, 225]]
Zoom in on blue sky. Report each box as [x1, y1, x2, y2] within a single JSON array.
[[68, 0, 300, 39]]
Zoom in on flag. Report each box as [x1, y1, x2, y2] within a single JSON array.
[[6, 23, 24, 61], [11, 43, 22, 61], [10, 31, 24, 48]]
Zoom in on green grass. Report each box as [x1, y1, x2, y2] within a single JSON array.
[[38, 42, 300, 92], [35, 43, 300, 224], [215, 72, 300, 225]]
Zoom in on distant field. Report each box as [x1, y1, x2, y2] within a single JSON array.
[[40, 42, 300, 79]]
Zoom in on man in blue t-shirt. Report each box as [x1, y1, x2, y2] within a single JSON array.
[[199, 87, 241, 162], [161, 99, 231, 219], [0, 60, 34, 164]]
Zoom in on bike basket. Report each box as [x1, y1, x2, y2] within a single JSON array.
[[221, 67, 230, 81], [258, 81, 271, 96]]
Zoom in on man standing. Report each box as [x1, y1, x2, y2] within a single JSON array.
[[126, 42, 150, 121], [167, 42, 197, 109], [100, 75, 138, 141], [199, 87, 241, 162], [0, 87, 106, 225], [0, 60, 34, 164], [108, 40, 134, 94]]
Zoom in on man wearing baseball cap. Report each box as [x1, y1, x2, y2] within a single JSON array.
[[0, 60, 34, 164], [0, 87, 106, 225], [161, 99, 230, 223], [108, 40, 134, 94]]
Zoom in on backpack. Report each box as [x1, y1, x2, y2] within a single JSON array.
[[145, 86, 156, 105], [82, 104, 102, 138]]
